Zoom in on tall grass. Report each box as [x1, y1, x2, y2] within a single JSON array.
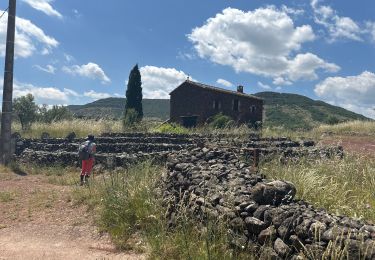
[[313, 120, 375, 136], [71, 162, 252, 259], [12, 119, 122, 138], [11, 118, 165, 138], [261, 154, 375, 221]]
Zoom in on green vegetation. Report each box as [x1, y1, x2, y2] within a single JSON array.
[[38, 105, 73, 123], [13, 94, 38, 130], [153, 123, 189, 134], [125, 64, 143, 121], [254, 92, 369, 130], [261, 155, 375, 221], [208, 113, 234, 129]]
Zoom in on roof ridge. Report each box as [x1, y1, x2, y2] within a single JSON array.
[[185, 80, 263, 100]]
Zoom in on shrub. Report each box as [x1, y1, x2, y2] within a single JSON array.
[[209, 113, 234, 129], [326, 115, 340, 125], [153, 123, 189, 134]]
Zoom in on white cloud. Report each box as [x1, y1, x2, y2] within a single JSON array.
[[315, 71, 375, 118], [34, 64, 56, 74], [63, 88, 79, 97], [0, 11, 59, 58], [140, 66, 190, 99], [189, 7, 339, 84], [366, 22, 375, 43], [311, 0, 362, 42], [0, 80, 76, 103], [83, 90, 111, 100], [22, 0, 62, 19], [273, 77, 292, 86], [281, 5, 304, 16], [64, 53, 74, 62], [257, 81, 272, 90], [216, 78, 233, 88], [62, 62, 111, 84]]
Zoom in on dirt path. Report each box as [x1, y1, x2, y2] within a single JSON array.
[[319, 135, 375, 156], [0, 172, 145, 260]]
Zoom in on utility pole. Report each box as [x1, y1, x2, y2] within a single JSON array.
[[0, 0, 16, 165]]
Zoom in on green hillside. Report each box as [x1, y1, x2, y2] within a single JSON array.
[[254, 92, 369, 130], [68, 98, 169, 120], [68, 93, 370, 129]]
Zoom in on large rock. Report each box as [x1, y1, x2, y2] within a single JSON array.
[[252, 180, 296, 205]]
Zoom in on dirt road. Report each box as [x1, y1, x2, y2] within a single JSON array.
[[319, 135, 375, 156], [0, 172, 145, 260]]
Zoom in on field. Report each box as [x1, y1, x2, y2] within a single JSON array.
[[1, 119, 375, 259]]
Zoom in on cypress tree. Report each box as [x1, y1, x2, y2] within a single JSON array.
[[125, 64, 143, 121]]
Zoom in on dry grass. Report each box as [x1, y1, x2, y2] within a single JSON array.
[[313, 120, 375, 136], [12, 119, 123, 138], [261, 154, 375, 221]]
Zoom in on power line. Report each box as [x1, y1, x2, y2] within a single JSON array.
[[0, 7, 9, 20]]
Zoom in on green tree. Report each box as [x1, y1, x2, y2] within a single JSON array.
[[13, 94, 38, 130], [125, 64, 143, 121], [38, 105, 73, 123]]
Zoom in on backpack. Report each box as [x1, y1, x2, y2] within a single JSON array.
[[78, 141, 91, 160]]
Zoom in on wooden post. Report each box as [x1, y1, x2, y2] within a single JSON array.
[[0, 0, 16, 165]]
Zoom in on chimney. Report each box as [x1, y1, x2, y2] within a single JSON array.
[[237, 85, 244, 93]]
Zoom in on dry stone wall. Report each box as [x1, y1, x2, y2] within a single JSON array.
[[164, 148, 375, 259]]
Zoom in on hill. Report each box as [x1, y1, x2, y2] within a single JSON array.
[[254, 92, 369, 129], [68, 93, 370, 129], [68, 98, 169, 120]]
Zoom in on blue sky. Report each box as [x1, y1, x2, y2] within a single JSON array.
[[0, 0, 375, 118]]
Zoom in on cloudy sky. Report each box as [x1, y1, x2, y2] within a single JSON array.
[[0, 0, 375, 118]]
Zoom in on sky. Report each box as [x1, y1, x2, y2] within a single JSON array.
[[0, 0, 375, 118]]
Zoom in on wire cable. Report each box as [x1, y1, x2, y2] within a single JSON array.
[[0, 7, 9, 20]]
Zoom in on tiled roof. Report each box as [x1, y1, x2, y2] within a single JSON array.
[[170, 80, 263, 100]]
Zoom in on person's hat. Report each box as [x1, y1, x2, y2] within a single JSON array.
[[87, 134, 95, 141]]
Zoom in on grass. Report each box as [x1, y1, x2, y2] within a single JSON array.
[[12, 119, 123, 138], [70, 161, 253, 259], [0, 191, 17, 202], [313, 120, 375, 136], [261, 154, 375, 221], [11, 119, 163, 138]]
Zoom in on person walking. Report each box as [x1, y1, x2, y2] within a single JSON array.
[[79, 134, 96, 185]]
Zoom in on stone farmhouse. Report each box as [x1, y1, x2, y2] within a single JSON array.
[[169, 80, 263, 127]]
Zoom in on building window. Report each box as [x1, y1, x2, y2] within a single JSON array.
[[233, 99, 239, 112], [213, 100, 221, 110], [250, 105, 256, 113]]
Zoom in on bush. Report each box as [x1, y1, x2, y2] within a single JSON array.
[[326, 115, 340, 125], [209, 113, 234, 129], [153, 123, 189, 134]]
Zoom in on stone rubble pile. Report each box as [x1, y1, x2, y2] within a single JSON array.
[[163, 147, 375, 259]]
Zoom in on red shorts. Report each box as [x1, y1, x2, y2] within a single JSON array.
[[81, 158, 94, 176]]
